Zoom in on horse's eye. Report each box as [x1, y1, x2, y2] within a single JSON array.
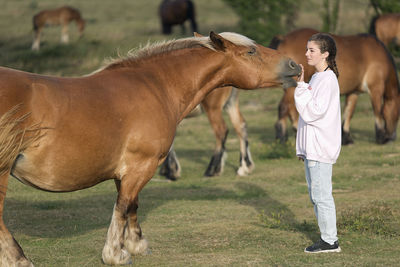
[[248, 47, 256, 55]]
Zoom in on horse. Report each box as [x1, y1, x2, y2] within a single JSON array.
[[159, 86, 255, 180], [369, 13, 400, 48], [0, 31, 300, 266], [159, 0, 198, 35], [31, 6, 85, 51], [270, 28, 400, 145]]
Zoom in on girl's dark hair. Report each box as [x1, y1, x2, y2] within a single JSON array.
[[309, 33, 339, 78]]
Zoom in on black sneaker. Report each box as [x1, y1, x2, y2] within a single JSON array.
[[304, 238, 341, 253]]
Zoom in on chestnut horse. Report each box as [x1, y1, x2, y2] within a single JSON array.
[[369, 13, 400, 48], [159, 86, 254, 180], [31, 6, 85, 51], [159, 0, 198, 35], [271, 28, 400, 145], [0, 32, 300, 265]]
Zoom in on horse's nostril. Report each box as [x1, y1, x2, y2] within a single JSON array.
[[289, 60, 296, 70]]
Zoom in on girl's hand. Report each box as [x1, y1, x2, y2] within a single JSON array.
[[297, 64, 304, 82]]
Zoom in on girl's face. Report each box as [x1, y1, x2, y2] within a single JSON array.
[[305, 41, 328, 69]]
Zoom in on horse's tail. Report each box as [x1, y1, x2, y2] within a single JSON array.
[[268, 34, 284, 49], [0, 105, 41, 175], [369, 15, 379, 36]]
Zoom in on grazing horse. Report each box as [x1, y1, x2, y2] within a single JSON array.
[[159, 0, 197, 35], [369, 13, 400, 47], [159, 86, 255, 180], [271, 28, 400, 145], [0, 32, 300, 266], [31, 6, 85, 51]]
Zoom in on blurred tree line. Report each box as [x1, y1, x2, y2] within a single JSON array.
[[221, 0, 300, 45], [222, 0, 400, 45], [370, 0, 400, 14]]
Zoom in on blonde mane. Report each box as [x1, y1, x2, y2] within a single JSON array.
[[99, 32, 255, 71]]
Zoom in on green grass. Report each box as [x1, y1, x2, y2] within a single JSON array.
[[1, 0, 400, 266]]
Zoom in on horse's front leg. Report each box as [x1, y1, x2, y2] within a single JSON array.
[[123, 196, 149, 255], [102, 161, 154, 265], [102, 203, 132, 265], [159, 143, 181, 181], [275, 87, 298, 143], [202, 96, 228, 177], [61, 24, 69, 44], [31, 28, 42, 51]]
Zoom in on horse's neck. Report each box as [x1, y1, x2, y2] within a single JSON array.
[[139, 49, 227, 122], [167, 50, 226, 122]]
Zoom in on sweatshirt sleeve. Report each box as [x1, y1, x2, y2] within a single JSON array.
[[294, 77, 334, 124]]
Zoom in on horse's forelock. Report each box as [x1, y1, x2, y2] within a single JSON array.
[[218, 32, 256, 47]]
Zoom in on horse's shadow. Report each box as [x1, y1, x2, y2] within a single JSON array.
[[4, 180, 317, 242]]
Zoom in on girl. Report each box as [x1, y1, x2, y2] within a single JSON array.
[[295, 33, 341, 253]]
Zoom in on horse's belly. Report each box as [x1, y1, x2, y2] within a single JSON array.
[[11, 151, 115, 192]]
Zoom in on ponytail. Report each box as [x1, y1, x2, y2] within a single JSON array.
[[327, 57, 339, 78]]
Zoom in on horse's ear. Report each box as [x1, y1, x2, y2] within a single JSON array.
[[193, 32, 203, 37], [209, 31, 234, 51]]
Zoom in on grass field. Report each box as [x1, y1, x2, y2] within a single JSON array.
[[1, 0, 400, 266]]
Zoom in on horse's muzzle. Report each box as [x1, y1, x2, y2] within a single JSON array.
[[279, 59, 301, 89]]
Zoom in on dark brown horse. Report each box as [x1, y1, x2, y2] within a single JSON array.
[[0, 32, 300, 265], [31, 6, 85, 51], [369, 13, 400, 48], [271, 28, 400, 145], [159, 86, 254, 180], [159, 0, 198, 35]]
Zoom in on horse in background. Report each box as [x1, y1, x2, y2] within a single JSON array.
[[369, 13, 400, 48], [270, 28, 400, 145], [31, 6, 85, 51], [0, 32, 300, 266], [159, 86, 254, 181], [159, 0, 197, 35]]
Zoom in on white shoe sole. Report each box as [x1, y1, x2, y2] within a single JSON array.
[[304, 247, 341, 253]]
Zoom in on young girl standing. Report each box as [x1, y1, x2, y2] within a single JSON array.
[[295, 33, 341, 253]]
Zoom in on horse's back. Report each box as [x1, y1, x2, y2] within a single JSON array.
[[276, 28, 395, 94], [375, 13, 400, 46], [33, 6, 81, 27]]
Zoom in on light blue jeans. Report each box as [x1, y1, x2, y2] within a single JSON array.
[[304, 159, 338, 245]]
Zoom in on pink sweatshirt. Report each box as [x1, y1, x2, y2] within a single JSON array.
[[294, 70, 341, 164]]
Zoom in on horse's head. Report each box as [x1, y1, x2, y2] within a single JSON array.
[[208, 31, 300, 90]]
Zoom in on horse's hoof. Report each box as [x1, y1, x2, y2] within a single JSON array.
[[237, 166, 249, 176], [125, 238, 149, 255], [102, 248, 132, 265]]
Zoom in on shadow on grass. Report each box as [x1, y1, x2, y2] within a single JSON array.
[[4, 181, 316, 242]]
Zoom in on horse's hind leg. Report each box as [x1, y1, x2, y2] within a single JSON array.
[[159, 143, 181, 181], [0, 172, 33, 266], [342, 93, 358, 145], [225, 89, 254, 176]]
